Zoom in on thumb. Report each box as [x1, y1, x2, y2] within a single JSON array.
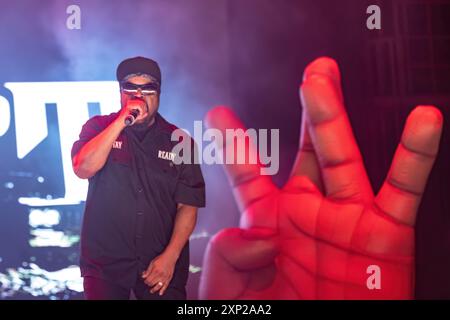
[[199, 227, 278, 300], [214, 227, 279, 271], [142, 261, 154, 278]]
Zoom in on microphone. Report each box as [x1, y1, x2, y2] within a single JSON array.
[[124, 109, 140, 126]]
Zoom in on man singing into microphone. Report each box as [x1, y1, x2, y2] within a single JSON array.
[[71, 56, 206, 300]]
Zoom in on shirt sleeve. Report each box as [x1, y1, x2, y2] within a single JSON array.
[[173, 138, 206, 208], [71, 116, 103, 159]]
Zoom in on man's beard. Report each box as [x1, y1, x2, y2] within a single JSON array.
[[134, 101, 157, 128], [137, 112, 155, 127]]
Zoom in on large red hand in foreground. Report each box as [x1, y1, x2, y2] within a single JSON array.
[[199, 57, 443, 299]]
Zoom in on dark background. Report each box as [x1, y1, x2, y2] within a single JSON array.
[[0, 0, 448, 299]]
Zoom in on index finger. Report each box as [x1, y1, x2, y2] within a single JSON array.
[[375, 106, 443, 226]]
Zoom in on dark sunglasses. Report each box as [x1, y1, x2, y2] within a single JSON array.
[[120, 82, 160, 96]]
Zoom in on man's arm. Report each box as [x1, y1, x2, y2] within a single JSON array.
[[165, 203, 198, 260], [72, 118, 125, 179], [142, 203, 198, 295], [72, 100, 147, 179]]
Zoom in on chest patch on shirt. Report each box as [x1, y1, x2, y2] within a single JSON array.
[[158, 150, 175, 161], [113, 141, 123, 149]]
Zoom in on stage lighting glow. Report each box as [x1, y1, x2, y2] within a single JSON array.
[[189, 265, 202, 274], [29, 229, 79, 248], [29, 209, 61, 228], [0, 264, 83, 299], [4, 182, 14, 189]]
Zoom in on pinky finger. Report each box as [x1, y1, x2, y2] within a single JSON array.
[[159, 283, 169, 296]]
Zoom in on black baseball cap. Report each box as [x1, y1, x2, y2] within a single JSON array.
[[116, 56, 162, 88]]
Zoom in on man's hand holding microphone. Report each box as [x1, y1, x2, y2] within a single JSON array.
[[117, 98, 148, 127], [72, 97, 148, 179]]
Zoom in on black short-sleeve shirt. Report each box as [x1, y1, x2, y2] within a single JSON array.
[[72, 112, 205, 289]]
